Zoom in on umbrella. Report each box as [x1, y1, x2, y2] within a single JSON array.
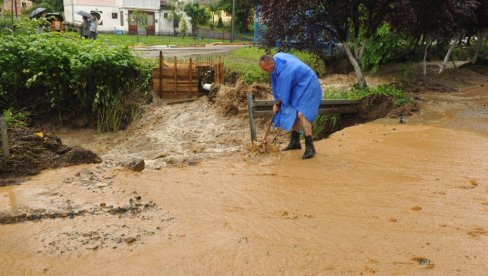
[[29, 7, 47, 19], [76, 10, 92, 18], [90, 11, 101, 21]]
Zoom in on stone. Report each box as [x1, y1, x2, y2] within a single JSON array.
[[125, 237, 136, 244], [123, 158, 145, 172]]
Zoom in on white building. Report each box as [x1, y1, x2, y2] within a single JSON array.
[[63, 0, 192, 35]]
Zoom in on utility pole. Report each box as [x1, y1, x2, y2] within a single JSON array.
[[231, 0, 236, 42]]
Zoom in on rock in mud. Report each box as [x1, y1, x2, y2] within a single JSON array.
[[125, 237, 136, 244], [60, 147, 102, 165], [123, 158, 145, 172]]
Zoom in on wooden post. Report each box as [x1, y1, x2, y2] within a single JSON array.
[[214, 58, 219, 85], [189, 58, 193, 98], [246, 94, 257, 143], [221, 57, 225, 84], [159, 51, 163, 98], [0, 116, 9, 158], [174, 56, 177, 97]]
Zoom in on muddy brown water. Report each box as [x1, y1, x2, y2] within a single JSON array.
[[1, 85, 488, 275]]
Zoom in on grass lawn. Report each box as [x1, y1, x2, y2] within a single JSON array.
[[98, 33, 222, 46], [220, 47, 326, 84], [98, 33, 252, 46]]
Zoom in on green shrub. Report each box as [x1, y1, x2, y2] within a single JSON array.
[[2, 109, 29, 127], [324, 84, 413, 108], [360, 24, 413, 73], [0, 32, 152, 132]]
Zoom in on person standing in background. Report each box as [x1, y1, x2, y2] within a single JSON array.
[[80, 16, 91, 39], [89, 15, 98, 40]]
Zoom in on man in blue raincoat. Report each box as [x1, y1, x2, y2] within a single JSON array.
[[259, 53, 322, 159]]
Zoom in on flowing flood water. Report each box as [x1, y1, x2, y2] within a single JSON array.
[[1, 85, 487, 275]]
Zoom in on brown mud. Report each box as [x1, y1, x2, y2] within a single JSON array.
[[1, 65, 488, 275], [0, 127, 101, 185]]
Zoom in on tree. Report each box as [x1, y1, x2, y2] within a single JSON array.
[[184, 2, 211, 37], [179, 19, 188, 37], [30, 0, 63, 12], [130, 10, 147, 41], [438, 0, 478, 73], [168, 0, 184, 36], [208, 3, 219, 24], [217, 0, 260, 32], [262, 0, 395, 88], [471, 0, 488, 63], [389, 0, 478, 75]]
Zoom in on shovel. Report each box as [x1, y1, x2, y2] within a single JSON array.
[[258, 113, 276, 148]]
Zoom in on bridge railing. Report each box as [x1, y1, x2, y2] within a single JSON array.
[[246, 94, 358, 142]]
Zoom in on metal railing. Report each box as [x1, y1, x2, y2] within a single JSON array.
[[246, 94, 359, 142]]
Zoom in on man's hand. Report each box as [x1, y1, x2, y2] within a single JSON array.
[[273, 104, 280, 114], [273, 100, 282, 114]]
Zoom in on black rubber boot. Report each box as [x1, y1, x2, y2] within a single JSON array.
[[282, 131, 302, 151], [302, 135, 316, 159]]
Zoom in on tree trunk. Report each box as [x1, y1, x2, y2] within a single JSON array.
[[423, 37, 432, 76], [353, 38, 359, 59], [472, 30, 483, 64], [439, 36, 458, 74], [343, 43, 367, 88], [358, 38, 368, 60]]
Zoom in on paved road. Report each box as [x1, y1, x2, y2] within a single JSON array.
[[133, 44, 248, 59]]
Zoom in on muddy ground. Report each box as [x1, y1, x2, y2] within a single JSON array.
[[1, 63, 488, 275], [0, 127, 101, 185]]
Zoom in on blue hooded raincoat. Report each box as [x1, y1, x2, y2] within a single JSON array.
[[271, 52, 323, 131]]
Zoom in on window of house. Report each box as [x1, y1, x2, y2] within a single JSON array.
[[120, 11, 124, 26], [163, 13, 168, 19], [112, 13, 118, 19], [22, 2, 27, 8]]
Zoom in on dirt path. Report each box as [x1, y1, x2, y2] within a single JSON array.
[[1, 82, 488, 275]]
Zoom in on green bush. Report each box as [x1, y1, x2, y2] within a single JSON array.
[[0, 16, 41, 35], [360, 24, 413, 73], [2, 109, 29, 127], [324, 84, 413, 108], [0, 32, 152, 132]]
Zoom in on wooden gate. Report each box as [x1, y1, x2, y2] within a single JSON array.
[[152, 52, 224, 100]]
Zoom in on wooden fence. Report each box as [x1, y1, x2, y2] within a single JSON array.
[[152, 51, 224, 100]]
